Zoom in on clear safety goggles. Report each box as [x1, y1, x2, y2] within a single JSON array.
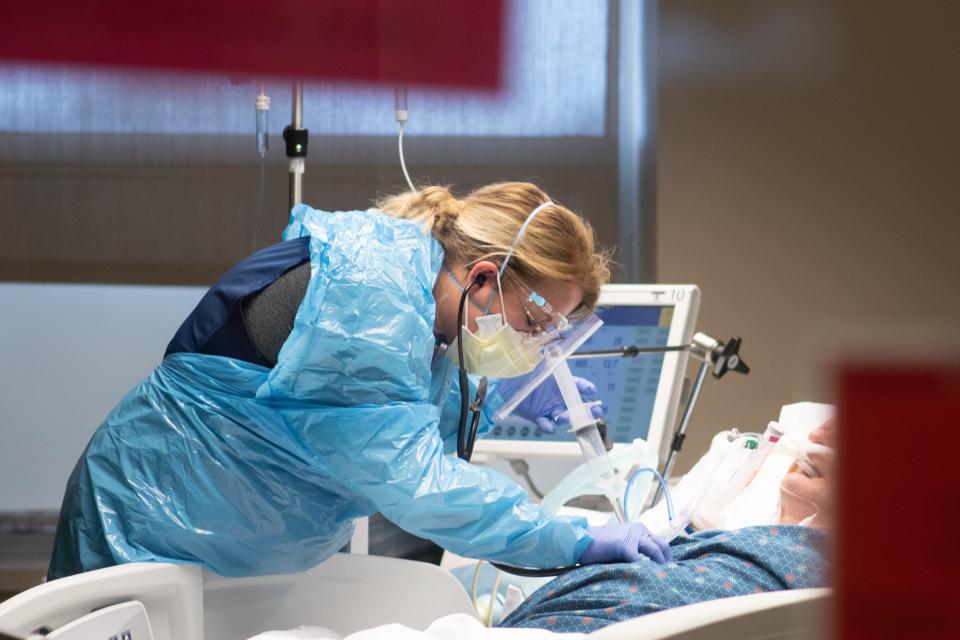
[[513, 281, 572, 339]]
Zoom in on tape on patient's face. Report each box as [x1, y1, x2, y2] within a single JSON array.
[[786, 442, 833, 478]]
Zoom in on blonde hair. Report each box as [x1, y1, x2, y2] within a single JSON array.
[[377, 183, 611, 312]]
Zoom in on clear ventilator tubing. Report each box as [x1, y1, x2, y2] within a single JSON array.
[[540, 441, 657, 520], [552, 360, 627, 522]]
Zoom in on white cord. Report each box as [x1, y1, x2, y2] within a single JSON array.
[[470, 560, 505, 626], [487, 570, 503, 627], [471, 560, 484, 607], [508, 459, 544, 499], [398, 122, 416, 192]]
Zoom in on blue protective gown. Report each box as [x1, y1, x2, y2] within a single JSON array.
[[48, 205, 590, 579]]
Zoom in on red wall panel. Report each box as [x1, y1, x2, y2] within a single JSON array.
[[0, 0, 503, 88]]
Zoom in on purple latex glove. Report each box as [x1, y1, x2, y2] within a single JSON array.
[[579, 523, 673, 565], [498, 375, 604, 434]]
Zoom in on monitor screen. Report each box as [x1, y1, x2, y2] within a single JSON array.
[[492, 304, 674, 444]]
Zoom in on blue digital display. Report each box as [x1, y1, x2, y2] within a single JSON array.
[[491, 305, 673, 443]]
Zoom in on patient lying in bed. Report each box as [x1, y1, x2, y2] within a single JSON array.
[[500, 421, 835, 633]]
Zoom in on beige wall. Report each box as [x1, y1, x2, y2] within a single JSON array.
[[657, 0, 960, 472]]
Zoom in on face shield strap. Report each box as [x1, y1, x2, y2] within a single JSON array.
[[481, 270, 508, 318], [498, 201, 554, 279], [444, 200, 554, 328], [497, 200, 556, 330]]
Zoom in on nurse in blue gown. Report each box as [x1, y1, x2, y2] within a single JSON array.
[[48, 182, 669, 580]]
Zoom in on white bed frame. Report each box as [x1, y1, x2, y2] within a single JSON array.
[[0, 284, 830, 639], [0, 557, 829, 640]]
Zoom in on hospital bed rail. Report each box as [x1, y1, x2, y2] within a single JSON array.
[[0, 555, 830, 640]]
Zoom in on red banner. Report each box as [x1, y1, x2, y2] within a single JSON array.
[[0, 0, 503, 88], [836, 363, 960, 638]]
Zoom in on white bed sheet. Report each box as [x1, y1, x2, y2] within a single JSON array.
[[247, 614, 587, 640]]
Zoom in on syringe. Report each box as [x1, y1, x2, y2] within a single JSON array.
[[550, 357, 626, 522]]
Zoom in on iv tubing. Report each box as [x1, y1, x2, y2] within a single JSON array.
[[398, 123, 416, 192], [624, 467, 674, 522], [470, 561, 483, 608]]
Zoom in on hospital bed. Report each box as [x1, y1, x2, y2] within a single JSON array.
[[0, 558, 829, 639], [0, 283, 831, 638]]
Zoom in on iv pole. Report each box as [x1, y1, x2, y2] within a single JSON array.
[[283, 81, 308, 211]]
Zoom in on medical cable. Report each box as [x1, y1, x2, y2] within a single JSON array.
[[470, 560, 484, 606], [456, 274, 489, 462], [624, 467, 674, 522], [490, 560, 581, 577], [395, 87, 416, 192], [493, 435, 756, 577], [508, 459, 544, 499], [469, 561, 506, 627], [487, 570, 504, 626], [398, 124, 416, 192], [451, 268, 594, 578]]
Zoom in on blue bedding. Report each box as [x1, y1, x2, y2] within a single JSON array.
[[500, 525, 829, 633]]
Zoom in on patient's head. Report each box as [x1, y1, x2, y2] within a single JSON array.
[[778, 419, 836, 529]]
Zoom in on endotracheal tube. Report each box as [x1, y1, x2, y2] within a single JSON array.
[[552, 359, 626, 522]]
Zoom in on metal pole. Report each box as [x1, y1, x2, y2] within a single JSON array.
[[652, 360, 710, 505], [616, 0, 657, 282], [288, 81, 305, 212], [568, 345, 690, 360]]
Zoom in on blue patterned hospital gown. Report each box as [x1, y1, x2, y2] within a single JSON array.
[[500, 525, 829, 633]]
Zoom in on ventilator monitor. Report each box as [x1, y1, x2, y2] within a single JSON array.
[[476, 284, 700, 463]]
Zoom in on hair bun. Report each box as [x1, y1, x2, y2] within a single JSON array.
[[416, 186, 463, 233]]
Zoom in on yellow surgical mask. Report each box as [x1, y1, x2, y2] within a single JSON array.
[[444, 271, 547, 379], [444, 200, 558, 379]]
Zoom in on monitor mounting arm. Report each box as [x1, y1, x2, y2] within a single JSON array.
[[570, 332, 749, 501]]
